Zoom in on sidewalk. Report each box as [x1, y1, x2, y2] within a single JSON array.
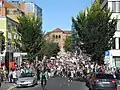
[[0, 82, 16, 90]]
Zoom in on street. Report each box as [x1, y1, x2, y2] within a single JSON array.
[[13, 76, 89, 90]]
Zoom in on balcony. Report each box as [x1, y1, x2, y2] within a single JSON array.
[[6, 8, 24, 15]]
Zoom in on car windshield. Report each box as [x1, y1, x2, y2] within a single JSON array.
[[20, 73, 34, 78], [96, 74, 114, 79]]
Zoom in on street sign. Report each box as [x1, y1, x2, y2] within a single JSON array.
[[105, 51, 110, 56]]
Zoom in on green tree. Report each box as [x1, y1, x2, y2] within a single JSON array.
[[0, 32, 5, 53], [16, 15, 43, 60], [42, 41, 60, 59], [64, 36, 72, 52], [72, 0, 117, 64]]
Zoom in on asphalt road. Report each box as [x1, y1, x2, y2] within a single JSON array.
[[13, 76, 89, 90]]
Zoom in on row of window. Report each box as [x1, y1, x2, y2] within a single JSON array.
[[53, 35, 61, 39], [112, 1, 120, 12]]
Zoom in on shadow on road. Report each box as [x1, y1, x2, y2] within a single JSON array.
[[50, 75, 86, 82], [72, 77, 86, 82]]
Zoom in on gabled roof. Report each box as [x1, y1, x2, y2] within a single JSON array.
[[45, 28, 72, 36], [53, 28, 63, 32]]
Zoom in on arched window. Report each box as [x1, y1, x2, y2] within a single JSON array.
[[56, 35, 58, 39], [53, 35, 55, 38], [59, 35, 61, 38]]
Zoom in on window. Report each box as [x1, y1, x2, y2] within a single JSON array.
[[113, 56, 120, 68], [59, 35, 61, 38], [116, 2, 120, 12], [8, 21, 12, 31], [112, 1, 120, 12], [56, 35, 58, 39], [8, 32, 12, 39], [96, 74, 114, 79], [53, 35, 55, 38], [117, 20, 120, 30], [25, 3, 33, 13], [112, 1, 116, 12], [119, 38, 120, 49], [112, 38, 116, 49]]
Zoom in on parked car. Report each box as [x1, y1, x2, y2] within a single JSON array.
[[88, 73, 117, 90], [16, 73, 37, 87], [115, 73, 120, 86]]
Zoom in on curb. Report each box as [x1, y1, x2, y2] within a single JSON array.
[[7, 85, 16, 90]]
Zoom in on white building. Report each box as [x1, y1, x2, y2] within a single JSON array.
[[101, 0, 120, 67]]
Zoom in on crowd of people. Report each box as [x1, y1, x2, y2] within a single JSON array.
[[0, 51, 120, 88]]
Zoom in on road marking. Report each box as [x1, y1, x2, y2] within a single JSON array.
[[64, 82, 66, 84], [68, 83, 70, 87], [60, 84, 62, 87]]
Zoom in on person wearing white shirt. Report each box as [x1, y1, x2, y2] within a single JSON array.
[[12, 70, 17, 84]]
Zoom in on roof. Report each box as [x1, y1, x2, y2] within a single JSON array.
[[4, 1, 15, 8], [45, 28, 72, 36], [64, 31, 72, 34], [53, 28, 63, 32]]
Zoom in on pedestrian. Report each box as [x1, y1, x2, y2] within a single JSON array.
[[68, 69, 72, 82], [9, 69, 13, 83], [0, 69, 1, 88], [12, 69, 17, 85]]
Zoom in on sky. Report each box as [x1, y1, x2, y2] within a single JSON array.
[[34, 0, 92, 32]]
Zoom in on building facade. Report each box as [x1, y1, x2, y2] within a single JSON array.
[[0, 0, 21, 66], [0, 16, 20, 69], [100, 0, 120, 67], [0, 0, 42, 69], [20, 2, 42, 19], [45, 28, 72, 52]]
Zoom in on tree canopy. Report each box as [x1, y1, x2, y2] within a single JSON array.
[[16, 15, 43, 60], [42, 41, 60, 59], [72, 0, 117, 64], [64, 36, 72, 52]]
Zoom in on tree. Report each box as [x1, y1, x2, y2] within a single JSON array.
[[16, 15, 43, 60], [42, 41, 60, 59], [72, 0, 117, 64], [0, 32, 5, 53], [64, 36, 72, 52]]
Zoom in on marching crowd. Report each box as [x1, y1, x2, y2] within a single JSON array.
[[0, 53, 120, 87]]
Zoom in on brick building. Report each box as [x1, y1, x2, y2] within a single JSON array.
[[45, 28, 72, 51]]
